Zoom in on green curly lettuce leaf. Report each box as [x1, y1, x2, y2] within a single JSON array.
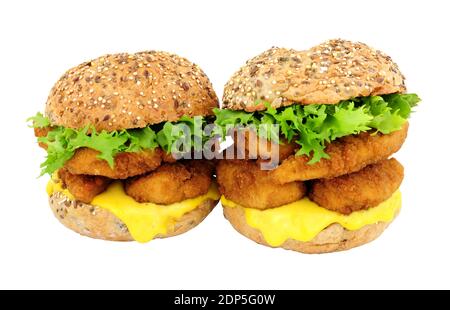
[[28, 114, 205, 176], [214, 93, 420, 163], [29, 93, 420, 175], [27, 112, 50, 128]]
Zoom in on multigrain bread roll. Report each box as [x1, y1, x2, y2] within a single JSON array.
[[49, 190, 217, 241], [223, 39, 405, 111], [46, 51, 218, 131], [223, 204, 398, 254]]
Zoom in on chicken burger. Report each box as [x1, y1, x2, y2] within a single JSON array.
[[29, 51, 220, 242], [215, 39, 420, 253]]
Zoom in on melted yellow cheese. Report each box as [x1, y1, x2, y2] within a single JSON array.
[[221, 192, 401, 246], [47, 178, 219, 243]]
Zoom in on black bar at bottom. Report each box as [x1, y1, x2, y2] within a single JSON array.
[[0, 290, 448, 307]]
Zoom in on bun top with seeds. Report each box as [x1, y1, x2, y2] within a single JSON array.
[[215, 38, 419, 166], [222, 39, 406, 111], [46, 51, 219, 131]]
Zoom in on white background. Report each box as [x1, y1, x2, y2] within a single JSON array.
[[1, 0, 449, 289]]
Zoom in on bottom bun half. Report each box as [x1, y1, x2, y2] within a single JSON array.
[[223, 201, 399, 254], [49, 190, 218, 242]]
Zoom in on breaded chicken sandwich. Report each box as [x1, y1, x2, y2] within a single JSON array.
[[29, 51, 220, 242], [215, 39, 420, 253]]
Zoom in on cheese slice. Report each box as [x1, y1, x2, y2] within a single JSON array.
[[221, 192, 401, 246]]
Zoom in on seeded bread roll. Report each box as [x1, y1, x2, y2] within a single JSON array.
[[223, 205, 398, 254], [49, 191, 218, 241], [223, 39, 406, 111], [45, 51, 219, 131]]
